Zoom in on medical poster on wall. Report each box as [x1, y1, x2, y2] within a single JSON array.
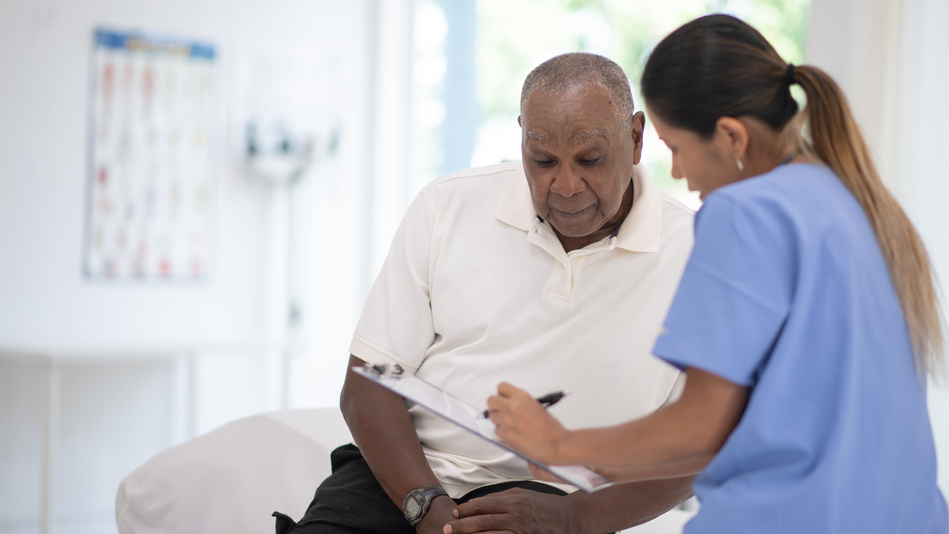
[[84, 28, 216, 280]]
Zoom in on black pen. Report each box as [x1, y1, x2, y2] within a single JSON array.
[[481, 390, 570, 419]]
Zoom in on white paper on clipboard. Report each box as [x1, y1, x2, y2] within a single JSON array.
[[352, 363, 613, 493]]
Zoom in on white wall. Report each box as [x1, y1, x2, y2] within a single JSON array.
[[0, 0, 371, 352], [0, 1, 375, 532], [286, 0, 415, 409]]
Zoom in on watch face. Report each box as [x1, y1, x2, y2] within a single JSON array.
[[405, 496, 421, 517]]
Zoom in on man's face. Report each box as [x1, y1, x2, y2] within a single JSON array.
[[520, 84, 643, 246]]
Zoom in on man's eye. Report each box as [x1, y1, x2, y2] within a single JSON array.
[[533, 159, 555, 168], [579, 157, 601, 166]]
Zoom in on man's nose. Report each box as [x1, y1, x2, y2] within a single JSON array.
[[550, 164, 586, 197]]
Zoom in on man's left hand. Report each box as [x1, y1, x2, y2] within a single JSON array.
[[443, 488, 584, 534]]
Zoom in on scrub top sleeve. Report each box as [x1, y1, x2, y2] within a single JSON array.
[[653, 194, 795, 387], [350, 192, 438, 374]]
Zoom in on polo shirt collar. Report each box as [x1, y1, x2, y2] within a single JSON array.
[[494, 162, 663, 252]]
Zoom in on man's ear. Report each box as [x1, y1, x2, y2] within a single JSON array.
[[714, 116, 749, 159], [630, 111, 646, 165], [517, 115, 522, 128]]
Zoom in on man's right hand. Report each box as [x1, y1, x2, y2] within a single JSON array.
[[441, 488, 584, 534]]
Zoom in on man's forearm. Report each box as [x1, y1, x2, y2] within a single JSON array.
[[566, 476, 694, 533], [340, 355, 443, 506]]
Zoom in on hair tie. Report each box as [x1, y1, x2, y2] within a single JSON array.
[[784, 63, 796, 86]]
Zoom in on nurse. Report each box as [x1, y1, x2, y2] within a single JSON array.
[[484, 14, 948, 533]]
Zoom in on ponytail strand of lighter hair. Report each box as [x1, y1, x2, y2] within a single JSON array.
[[794, 64, 946, 379]]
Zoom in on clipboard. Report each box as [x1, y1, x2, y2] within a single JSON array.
[[352, 363, 613, 493]]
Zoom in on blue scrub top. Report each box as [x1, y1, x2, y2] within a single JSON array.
[[653, 163, 948, 533]]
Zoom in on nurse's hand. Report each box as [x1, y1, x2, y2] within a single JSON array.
[[487, 382, 569, 465], [527, 463, 565, 483]]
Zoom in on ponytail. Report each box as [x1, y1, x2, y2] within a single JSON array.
[[794, 65, 945, 377]]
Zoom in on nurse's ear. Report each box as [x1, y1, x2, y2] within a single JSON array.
[[714, 116, 749, 163]]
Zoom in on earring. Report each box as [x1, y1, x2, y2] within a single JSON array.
[[735, 156, 744, 173]]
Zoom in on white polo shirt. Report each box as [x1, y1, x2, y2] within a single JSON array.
[[350, 161, 694, 497]]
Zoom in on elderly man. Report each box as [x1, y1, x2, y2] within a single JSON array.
[[275, 52, 695, 534]]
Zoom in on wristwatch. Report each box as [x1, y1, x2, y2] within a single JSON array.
[[402, 486, 449, 526]]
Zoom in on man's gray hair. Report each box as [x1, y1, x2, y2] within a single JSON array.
[[520, 52, 635, 131]]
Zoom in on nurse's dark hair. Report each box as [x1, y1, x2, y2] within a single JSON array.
[[642, 14, 945, 377]]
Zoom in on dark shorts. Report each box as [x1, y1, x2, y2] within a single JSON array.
[[273, 443, 567, 534]]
